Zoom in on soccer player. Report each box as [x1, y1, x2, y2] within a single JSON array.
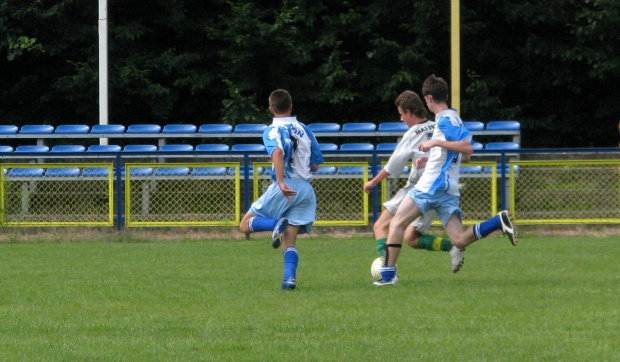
[[239, 89, 323, 290], [364, 90, 465, 273], [374, 75, 517, 286]]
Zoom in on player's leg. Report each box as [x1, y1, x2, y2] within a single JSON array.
[[406, 210, 452, 251], [372, 209, 393, 257], [239, 210, 276, 234], [280, 225, 301, 290], [448, 210, 517, 248]]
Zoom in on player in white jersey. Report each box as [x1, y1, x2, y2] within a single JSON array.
[[239, 89, 323, 290], [375, 75, 517, 286], [363, 90, 464, 273]]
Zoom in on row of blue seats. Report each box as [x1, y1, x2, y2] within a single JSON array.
[[0, 141, 520, 153], [5, 164, 518, 178], [0, 120, 520, 135]]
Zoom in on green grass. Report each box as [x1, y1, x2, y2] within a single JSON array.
[[0, 234, 618, 361]]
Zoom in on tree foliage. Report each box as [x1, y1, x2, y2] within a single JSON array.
[[0, 0, 618, 147]]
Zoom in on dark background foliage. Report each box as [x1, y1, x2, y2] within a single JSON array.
[[1, 0, 618, 147]]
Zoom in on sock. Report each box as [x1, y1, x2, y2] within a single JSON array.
[[473, 215, 501, 240], [380, 266, 397, 282], [417, 234, 453, 251], [283, 247, 298, 281], [375, 238, 387, 257], [248, 216, 277, 232]]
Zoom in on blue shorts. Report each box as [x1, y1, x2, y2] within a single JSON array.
[[250, 178, 316, 234], [409, 188, 462, 227]]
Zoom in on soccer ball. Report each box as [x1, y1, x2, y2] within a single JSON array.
[[371, 257, 383, 280]]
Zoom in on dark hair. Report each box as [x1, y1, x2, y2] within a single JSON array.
[[269, 89, 292, 114], [395, 90, 428, 119], [422, 74, 449, 103]]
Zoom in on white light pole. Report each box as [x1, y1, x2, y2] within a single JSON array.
[[98, 0, 109, 145]]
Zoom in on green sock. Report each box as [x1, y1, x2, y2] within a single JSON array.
[[417, 234, 452, 251], [375, 238, 387, 257]]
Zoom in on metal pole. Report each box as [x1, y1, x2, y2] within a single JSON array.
[[450, 0, 461, 114], [98, 0, 109, 145]]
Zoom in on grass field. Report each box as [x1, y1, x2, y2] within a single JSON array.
[[0, 233, 618, 361]]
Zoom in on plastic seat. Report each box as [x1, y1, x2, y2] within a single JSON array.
[[234, 124, 267, 134], [463, 121, 484, 131], [339, 143, 375, 151], [228, 167, 255, 176], [319, 143, 338, 152], [460, 166, 483, 174], [81, 167, 110, 177], [15, 145, 49, 153], [338, 166, 366, 175], [0, 125, 18, 134], [162, 124, 197, 134], [0, 146, 14, 152], [87, 145, 122, 152], [126, 124, 161, 134], [45, 167, 81, 177], [91, 124, 126, 134], [341, 122, 376, 133], [120, 167, 154, 177], [123, 144, 158, 152], [485, 142, 520, 151], [314, 166, 337, 175], [198, 124, 233, 134], [154, 167, 190, 176], [486, 120, 520, 131], [191, 166, 228, 176], [472, 142, 484, 151], [376, 143, 397, 151], [19, 125, 54, 134], [196, 144, 230, 152], [231, 144, 266, 152], [378, 122, 408, 133], [8, 168, 45, 177], [308, 123, 340, 133], [159, 144, 194, 152], [51, 145, 86, 153], [55, 125, 90, 134]]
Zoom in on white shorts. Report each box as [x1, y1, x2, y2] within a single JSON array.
[[383, 185, 437, 234]]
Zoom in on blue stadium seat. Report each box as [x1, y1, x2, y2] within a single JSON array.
[[123, 145, 158, 152], [198, 124, 233, 134], [319, 143, 338, 152], [87, 145, 122, 152], [120, 167, 154, 177], [308, 123, 340, 133], [159, 144, 194, 152], [0, 125, 18, 134], [313, 166, 337, 175], [460, 166, 483, 174], [126, 124, 161, 134], [231, 144, 266, 152], [339, 143, 375, 151], [0, 146, 14, 152], [45, 167, 81, 177], [162, 124, 197, 134], [376, 143, 397, 151], [228, 166, 255, 176], [191, 166, 228, 176], [472, 142, 484, 151], [378, 122, 408, 133], [154, 167, 190, 176], [55, 124, 90, 134], [196, 144, 230, 152], [234, 124, 267, 134], [81, 167, 110, 177], [485, 120, 521, 131], [51, 145, 86, 153], [341, 122, 376, 133], [463, 121, 485, 131], [15, 145, 49, 153], [8, 168, 45, 177], [338, 166, 366, 175], [485, 142, 520, 151], [91, 124, 126, 134], [19, 125, 54, 134], [484, 165, 520, 174]]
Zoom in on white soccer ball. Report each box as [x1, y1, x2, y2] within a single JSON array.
[[371, 257, 383, 280]]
